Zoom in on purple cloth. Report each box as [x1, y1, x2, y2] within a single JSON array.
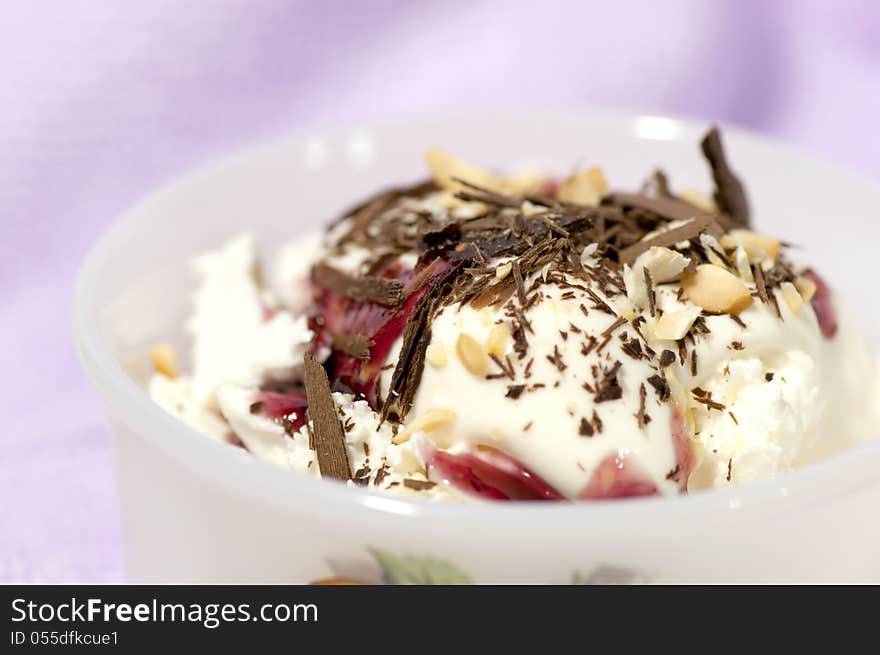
[[2, 0, 878, 582]]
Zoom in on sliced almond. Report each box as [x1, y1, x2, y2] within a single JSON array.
[[392, 408, 457, 445], [456, 333, 489, 377], [425, 343, 448, 368], [624, 247, 691, 310], [794, 275, 817, 302], [580, 242, 599, 267], [699, 233, 729, 269], [504, 172, 545, 195], [650, 306, 703, 341], [520, 200, 546, 217], [720, 229, 781, 263], [539, 261, 553, 282], [149, 344, 178, 378], [637, 246, 690, 283], [679, 189, 716, 213], [734, 246, 753, 283], [681, 264, 753, 315], [485, 323, 511, 357], [779, 281, 804, 315], [556, 167, 608, 207], [623, 264, 648, 310], [494, 261, 513, 283], [424, 149, 504, 195]]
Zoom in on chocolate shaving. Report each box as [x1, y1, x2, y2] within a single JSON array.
[[701, 126, 750, 226], [618, 214, 722, 264], [512, 259, 527, 306], [595, 361, 623, 403], [418, 223, 462, 253], [601, 315, 627, 338], [647, 374, 670, 401], [607, 192, 717, 225], [373, 462, 390, 487], [303, 353, 352, 480], [506, 384, 526, 399], [636, 383, 648, 429], [333, 178, 436, 227], [403, 479, 437, 491], [692, 393, 725, 412], [512, 320, 529, 360], [621, 337, 644, 361], [381, 264, 461, 421], [644, 267, 656, 318], [331, 333, 375, 360], [753, 264, 769, 305], [490, 353, 515, 380], [546, 345, 567, 372], [586, 287, 616, 316], [592, 409, 604, 433], [659, 349, 677, 368], [353, 464, 372, 486], [312, 263, 403, 306], [642, 169, 673, 199], [579, 416, 594, 437]]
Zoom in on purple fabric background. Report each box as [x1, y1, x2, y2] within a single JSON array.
[[2, 1, 878, 582]]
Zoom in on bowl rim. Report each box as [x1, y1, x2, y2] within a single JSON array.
[[72, 107, 880, 530]]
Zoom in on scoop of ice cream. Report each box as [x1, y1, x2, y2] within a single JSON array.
[[148, 128, 879, 501]]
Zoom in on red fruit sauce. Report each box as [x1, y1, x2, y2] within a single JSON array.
[[254, 390, 308, 431], [803, 270, 837, 339], [310, 258, 450, 404], [420, 443, 563, 501]]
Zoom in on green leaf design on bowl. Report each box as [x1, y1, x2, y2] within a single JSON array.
[[369, 548, 472, 585]]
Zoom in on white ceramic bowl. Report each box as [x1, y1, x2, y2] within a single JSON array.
[[74, 111, 880, 583]]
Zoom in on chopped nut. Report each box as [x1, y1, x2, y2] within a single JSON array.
[[556, 167, 608, 207], [149, 344, 178, 378], [720, 229, 781, 263], [699, 233, 729, 269], [623, 247, 690, 310], [392, 408, 457, 445], [639, 246, 691, 283], [779, 281, 804, 315], [519, 200, 546, 217], [425, 343, 448, 368], [580, 242, 599, 266], [504, 173, 545, 195], [456, 333, 489, 376], [734, 246, 753, 283], [485, 323, 511, 357], [650, 306, 703, 341], [794, 275, 817, 302], [494, 261, 513, 283], [681, 264, 753, 315], [623, 264, 645, 309], [679, 189, 716, 212], [424, 149, 504, 195]]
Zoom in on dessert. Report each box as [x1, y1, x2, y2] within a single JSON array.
[[148, 127, 879, 501]]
